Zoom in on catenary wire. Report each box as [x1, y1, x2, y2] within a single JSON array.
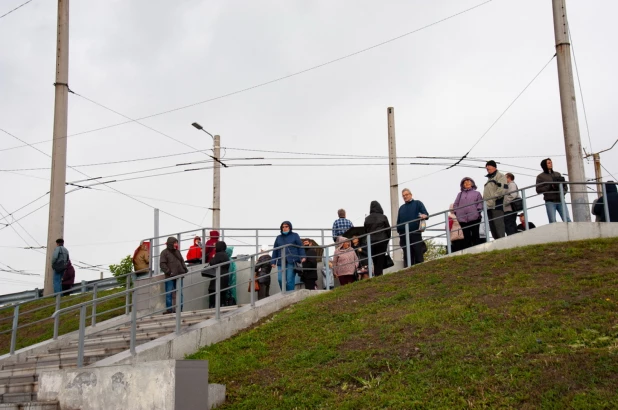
[[568, 27, 593, 153], [601, 165, 616, 181], [0, 0, 495, 152], [0, 0, 34, 20]]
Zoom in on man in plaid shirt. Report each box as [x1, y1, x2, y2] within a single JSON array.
[[332, 209, 353, 242]]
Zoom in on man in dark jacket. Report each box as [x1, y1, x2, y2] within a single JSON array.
[[160, 236, 188, 313], [207, 241, 230, 308], [396, 189, 428, 268], [364, 200, 391, 276], [271, 221, 306, 292], [536, 158, 571, 223], [592, 182, 618, 222], [254, 252, 272, 300]]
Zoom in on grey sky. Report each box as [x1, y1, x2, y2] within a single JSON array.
[[1, 0, 616, 294]]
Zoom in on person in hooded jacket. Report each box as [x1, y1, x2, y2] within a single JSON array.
[[301, 238, 319, 290], [225, 246, 237, 304], [62, 260, 75, 296], [254, 251, 272, 300], [132, 241, 150, 276], [363, 200, 391, 276], [186, 236, 203, 264], [593, 182, 618, 222], [536, 158, 571, 223], [332, 236, 359, 286], [160, 237, 188, 313], [205, 230, 220, 262], [208, 241, 230, 308], [453, 177, 483, 249], [271, 221, 306, 292]]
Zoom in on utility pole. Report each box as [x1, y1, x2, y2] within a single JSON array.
[[552, 0, 590, 222], [387, 108, 400, 257], [212, 135, 221, 230], [584, 139, 618, 198], [44, 0, 69, 295]]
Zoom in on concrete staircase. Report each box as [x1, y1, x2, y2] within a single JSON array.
[[0, 308, 229, 409]]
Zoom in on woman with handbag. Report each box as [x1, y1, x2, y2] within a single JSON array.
[[363, 200, 392, 276], [503, 173, 520, 236]]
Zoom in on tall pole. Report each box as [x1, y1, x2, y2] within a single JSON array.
[[212, 135, 221, 229], [592, 153, 602, 199], [387, 108, 400, 257], [44, 0, 70, 295], [552, 0, 590, 222], [153, 208, 160, 275]]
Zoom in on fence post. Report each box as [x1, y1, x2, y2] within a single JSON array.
[[255, 229, 259, 256], [215, 266, 221, 320], [130, 289, 137, 356], [91, 283, 98, 327], [9, 305, 19, 355], [521, 190, 529, 231], [175, 278, 182, 335], [367, 234, 373, 278], [281, 247, 287, 294], [324, 247, 331, 290], [559, 183, 567, 222], [320, 229, 325, 246], [77, 305, 86, 368], [125, 273, 131, 315], [602, 183, 610, 223], [404, 223, 412, 268], [53, 293, 61, 340], [148, 237, 154, 278], [34, 288, 39, 300], [250, 255, 256, 308], [482, 201, 491, 241], [445, 212, 452, 255], [220, 229, 225, 241], [81, 280, 86, 294], [202, 229, 207, 264]]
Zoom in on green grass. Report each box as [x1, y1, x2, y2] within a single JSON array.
[[0, 287, 128, 355], [188, 238, 618, 409]]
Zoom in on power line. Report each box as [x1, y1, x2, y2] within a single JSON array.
[[0, 203, 43, 248], [0, 0, 495, 153], [601, 165, 616, 181], [446, 54, 557, 169], [0, 0, 34, 20], [568, 26, 593, 153]]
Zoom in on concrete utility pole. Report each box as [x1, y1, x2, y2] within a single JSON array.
[[212, 134, 221, 230], [44, 0, 70, 295], [552, 0, 590, 222], [387, 108, 400, 255]]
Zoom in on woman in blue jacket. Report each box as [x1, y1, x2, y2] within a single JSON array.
[[271, 221, 306, 292]]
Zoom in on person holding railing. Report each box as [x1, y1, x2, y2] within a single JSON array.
[[332, 236, 358, 286], [483, 161, 507, 240], [503, 173, 520, 236], [159, 237, 188, 314], [536, 158, 571, 223], [453, 177, 483, 249], [364, 200, 391, 276], [185, 236, 203, 265], [592, 181, 618, 222], [396, 188, 429, 267], [208, 241, 230, 308], [271, 221, 306, 292]]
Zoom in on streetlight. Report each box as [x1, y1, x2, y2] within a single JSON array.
[[191, 122, 225, 230]]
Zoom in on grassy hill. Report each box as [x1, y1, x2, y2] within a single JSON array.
[[188, 238, 618, 409]]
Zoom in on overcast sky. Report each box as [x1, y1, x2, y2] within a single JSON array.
[[1, 0, 616, 294]]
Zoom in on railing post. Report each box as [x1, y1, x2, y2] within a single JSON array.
[[34, 288, 39, 300], [130, 289, 137, 356], [215, 266, 221, 320], [148, 237, 154, 278], [177, 233, 182, 251], [559, 183, 567, 222], [10, 305, 19, 355], [91, 283, 98, 327], [482, 201, 491, 241], [125, 273, 131, 315], [445, 212, 452, 255], [220, 229, 225, 241], [255, 229, 259, 256], [175, 278, 182, 335], [77, 305, 86, 368], [250, 255, 256, 307], [320, 229, 325, 246], [522, 190, 530, 231], [53, 293, 61, 340], [281, 247, 287, 294], [367, 234, 373, 278], [602, 183, 610, 223], [324, 247, 331, 290], [201, 229, 207, 264], [81, 280, 86, 294], [404, 223, 412, 268]]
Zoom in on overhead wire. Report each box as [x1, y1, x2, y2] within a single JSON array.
[[0, 0, 495, 153], [0, 0, 34, 20], [568, 26, 593, 153]]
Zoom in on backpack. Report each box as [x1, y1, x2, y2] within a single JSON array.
[[52, 248, 67, 272]]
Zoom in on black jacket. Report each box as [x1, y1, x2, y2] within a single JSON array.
[[160, 237, 188, 278], [207, 242, 230, 291], [301, 248, 318, 280], [364, 201, 392, 244], [255, 254, 272, 285], [536, 159, 568, 203], [593, 183, 618, 222]]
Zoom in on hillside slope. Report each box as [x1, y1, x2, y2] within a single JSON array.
[[189, 238, 618, 409]]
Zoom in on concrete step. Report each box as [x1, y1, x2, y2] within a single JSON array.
[[0, 365, 68, 379], [0, 400, 58, 409], [2, 348, 123, 371], [71, 329, 172, 347], [0, 377, 35, 389], [95, 316, 210, 335], [0, 382, 37, 395], [0, 392, 36, 404]]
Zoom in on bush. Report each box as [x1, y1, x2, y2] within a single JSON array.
[[109, 255, 133, 286]]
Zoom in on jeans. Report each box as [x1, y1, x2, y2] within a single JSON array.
[[165, 278, 183, 311], [277, 264, 296, 292], [53, 270, 64, 294], [545, 201, 571, 223]]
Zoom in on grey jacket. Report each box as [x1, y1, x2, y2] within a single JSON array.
[[483, 171, 507, 209]]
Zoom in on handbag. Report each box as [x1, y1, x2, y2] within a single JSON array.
[[418, 219, 427, 232], [510, 198, 523, 212], [384, 254, 395, 269], [201, 265, 216, 278]]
